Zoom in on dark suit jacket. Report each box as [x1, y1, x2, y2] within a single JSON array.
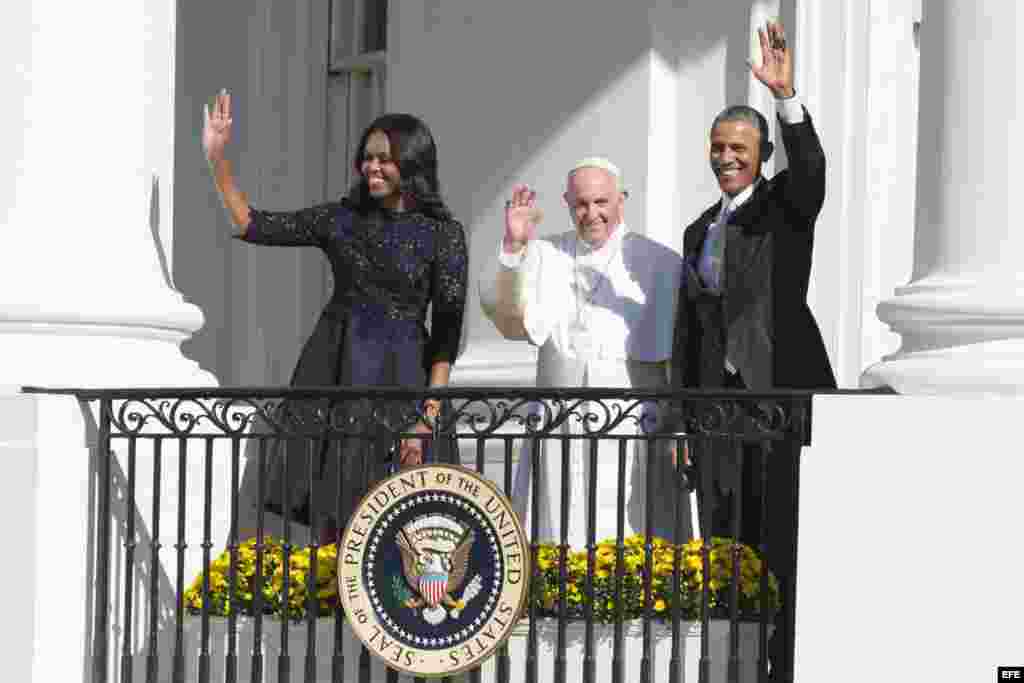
[[673, 108, 837, 391]]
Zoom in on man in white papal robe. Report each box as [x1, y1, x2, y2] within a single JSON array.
[[479, 158, 691, 549]]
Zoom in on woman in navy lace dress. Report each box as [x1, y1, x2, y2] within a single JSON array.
[[203, 91, 468, 538]]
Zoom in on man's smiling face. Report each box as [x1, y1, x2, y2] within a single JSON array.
[[564, 166, 625, 249], [709, 119, 763, 197]]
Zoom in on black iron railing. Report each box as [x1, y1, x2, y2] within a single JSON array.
[[23, 385, 873, 683]]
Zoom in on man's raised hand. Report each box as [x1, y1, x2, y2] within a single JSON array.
[[203, 89, 233, 164], [748, 21, 795, 99], [502, 184, 543, 254]]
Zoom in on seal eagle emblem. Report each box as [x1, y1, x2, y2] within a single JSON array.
[[339, 465, 529, 677], [395, 515, 480, 624]]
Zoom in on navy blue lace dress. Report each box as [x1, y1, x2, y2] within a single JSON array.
[[237, 199, 468, 527]]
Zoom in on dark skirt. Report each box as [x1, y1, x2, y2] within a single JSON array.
[[256, 306, 432, 528]]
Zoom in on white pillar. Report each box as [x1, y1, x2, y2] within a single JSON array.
[[862, 1, 1024, 395], [790, 0, 874, 386], [748, 0, 781, 178], [1, 0, 214, 389], [857, 0, 921, 373], [2, 4, 223, 681]]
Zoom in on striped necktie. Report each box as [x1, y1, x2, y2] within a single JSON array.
[[697, 205, 733, 294]]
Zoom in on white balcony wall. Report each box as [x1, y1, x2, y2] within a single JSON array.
[[798, 395, 1024, 682]]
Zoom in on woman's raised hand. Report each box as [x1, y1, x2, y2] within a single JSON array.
[[203, 89, 233, 164], [502, 184, 543, 253]]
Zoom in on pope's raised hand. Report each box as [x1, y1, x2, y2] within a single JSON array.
[[502, 184, 543, 254], [202, 89, 233, 164]]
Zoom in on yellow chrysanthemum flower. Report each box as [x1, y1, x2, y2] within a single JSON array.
[[653, 562, 675, 577]]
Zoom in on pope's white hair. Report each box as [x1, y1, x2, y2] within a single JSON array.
[[568, 157, 626, 193]]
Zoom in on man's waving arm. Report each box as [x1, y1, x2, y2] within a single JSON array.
[[750, 20, 825, 222]]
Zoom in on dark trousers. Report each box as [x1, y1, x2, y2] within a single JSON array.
[[698, 369, 801, 683]]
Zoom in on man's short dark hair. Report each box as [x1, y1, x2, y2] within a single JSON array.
[[711, 105, 772, 153]]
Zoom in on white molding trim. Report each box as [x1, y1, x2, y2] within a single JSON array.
[[0, 296, 204, 341], [863, 276, 1024, 395], [862, 339, 1024, 396]]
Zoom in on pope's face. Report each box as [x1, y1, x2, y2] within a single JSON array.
[[563, 167, 624, 249], [709, 119, 763, 197]]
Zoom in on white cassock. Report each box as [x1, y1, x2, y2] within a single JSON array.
[[479, 223, 691, 548]]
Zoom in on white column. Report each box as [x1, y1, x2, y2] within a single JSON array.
[[647, 7, 683, 254], [862, 1, 1024, 395], [857, 0, 920, 372], [1, 4, 223, 681], [791, 0, 873, 386], [0, 0, 214, 389], [748, 0, 781, 178]]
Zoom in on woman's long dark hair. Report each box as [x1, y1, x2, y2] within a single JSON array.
[[347, 113, 453, 221]]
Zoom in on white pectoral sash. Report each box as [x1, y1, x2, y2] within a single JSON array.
[[568, 236, 639, 360], [567, 317, 597, 358]]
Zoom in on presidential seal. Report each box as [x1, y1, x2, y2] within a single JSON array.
[[338, 465, 529, 677]]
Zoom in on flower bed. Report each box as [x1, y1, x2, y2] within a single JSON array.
[[181, 536, 775, 683], [184, 535, 777, 624], [530, 535, 779, 622], [183, 537, 340, 620]]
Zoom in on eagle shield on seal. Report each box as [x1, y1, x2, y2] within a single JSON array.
[[395, 514, 477, 623]]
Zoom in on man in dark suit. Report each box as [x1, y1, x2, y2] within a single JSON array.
[[672, 21, 837, 682]]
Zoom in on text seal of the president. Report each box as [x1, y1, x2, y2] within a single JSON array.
[[338, 464, 529, 677]]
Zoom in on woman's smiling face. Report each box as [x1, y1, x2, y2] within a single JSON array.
[[360, 129, 403, 206]]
